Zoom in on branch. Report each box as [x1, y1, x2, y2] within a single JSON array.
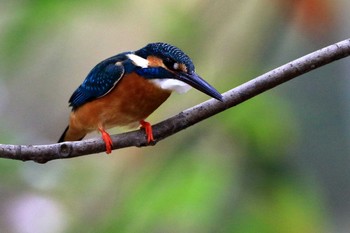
[[1, 39, 350, 163]]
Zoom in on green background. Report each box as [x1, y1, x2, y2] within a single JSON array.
[[0, 1, 349, 232]]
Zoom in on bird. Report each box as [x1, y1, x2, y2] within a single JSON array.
[[58, 42, 223, 154]]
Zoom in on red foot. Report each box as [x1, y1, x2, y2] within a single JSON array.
[[140, 120, 154, 143], [99, 128, 113, 154]]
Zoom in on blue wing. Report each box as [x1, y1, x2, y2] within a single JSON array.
[[69, 54, 128, 110]]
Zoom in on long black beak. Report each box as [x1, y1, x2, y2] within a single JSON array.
[[136, 67, 223, 101], [176, 72, 223, 101]]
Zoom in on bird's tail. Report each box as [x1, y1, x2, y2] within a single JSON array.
[[58, 126, 86, 143]]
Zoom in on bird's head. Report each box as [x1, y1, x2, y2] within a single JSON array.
[[128, 42, 222, 101]]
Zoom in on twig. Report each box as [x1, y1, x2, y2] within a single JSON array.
[[1, 38, 349, 163]]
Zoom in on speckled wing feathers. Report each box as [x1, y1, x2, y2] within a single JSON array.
[[69, 55, 126, 110]]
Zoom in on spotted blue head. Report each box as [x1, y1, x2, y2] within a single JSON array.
[[133, 42, 223, 101]]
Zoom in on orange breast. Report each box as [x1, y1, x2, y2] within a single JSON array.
[[69, 73, 171, 132]]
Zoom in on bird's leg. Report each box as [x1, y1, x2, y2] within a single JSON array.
[[140, 120, 154, 143], [98, 127, 113, 154]]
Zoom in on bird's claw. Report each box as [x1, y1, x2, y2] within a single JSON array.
[[140, 120, 154, 143]]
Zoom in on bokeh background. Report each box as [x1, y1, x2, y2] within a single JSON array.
[[0, 0, 349, 232]]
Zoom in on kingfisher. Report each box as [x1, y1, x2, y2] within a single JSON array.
[[58, 42, 223, 154]]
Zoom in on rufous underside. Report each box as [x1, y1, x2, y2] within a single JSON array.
[[64, 73, 171, 141]]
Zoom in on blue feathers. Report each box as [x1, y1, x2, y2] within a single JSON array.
[[135, 42, 195, 73], [135, 67, 174, 80], [69, 54, 127, 110]]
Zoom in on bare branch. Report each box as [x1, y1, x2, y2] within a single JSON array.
[[1, 38, 349, 163]]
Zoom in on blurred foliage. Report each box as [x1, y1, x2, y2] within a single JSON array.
[[0, 0, 121, 68], [0, 0, 347, 232], [95, 148, 234, 233]]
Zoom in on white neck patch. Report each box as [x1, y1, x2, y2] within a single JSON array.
[[150, 79, 192, 94], [127, 54, 148, 68]]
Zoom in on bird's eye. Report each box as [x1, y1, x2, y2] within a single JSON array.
[[163, 58, 178, 71]]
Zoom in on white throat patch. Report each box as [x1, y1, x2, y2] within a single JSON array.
[[150, 79, 192, 94]]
